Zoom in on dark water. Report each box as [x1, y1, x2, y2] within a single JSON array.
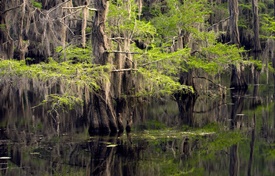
[[1, 85, 275, 176]]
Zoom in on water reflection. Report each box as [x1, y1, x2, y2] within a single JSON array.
[[0, 85, 275, 175]]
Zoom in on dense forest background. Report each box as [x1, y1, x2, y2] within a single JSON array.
[[0, 0, 275, 134]]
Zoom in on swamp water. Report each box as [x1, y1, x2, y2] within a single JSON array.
[[0, 85, 275, 176]]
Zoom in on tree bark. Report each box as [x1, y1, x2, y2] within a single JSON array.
[[173, 27, 198, 126], [228, 0, 240, 45], [228, 0, 247, 89], [89, 0, 135, 134], [175, 71, 197, 126], [252, 0, 261, 52], [89, 0, 116, 134], [0, 1, 14, 59]]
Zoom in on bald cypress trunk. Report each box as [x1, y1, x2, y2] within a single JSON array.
[[89, 0, 118, 134], [89, 0, 136, 134], [252, 0, 261, 53], [228, 0, 240, 45], [0, 1, 13, 59], [228, 0, 247, 89], [173, 29, 197, 125], [252, 0, 261, 87]]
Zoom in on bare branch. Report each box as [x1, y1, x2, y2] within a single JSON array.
[[193, 76, 227, 89], [105, 50, 141, 54], [208, 17, 230, 31], [58, 20, 75, 35], [1, 4, 23, 14], [112, 68, 138, 72], [48, 0, 71, 14], [62, 6, 97, 11], [58, 8, 82, 20], [109, 37, 129, 40]]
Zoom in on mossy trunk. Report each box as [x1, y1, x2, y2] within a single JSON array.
[[172, 30, 198, 126], [0, 2, 13, 59], [228, 0, 247, 89], [252, 0, 261, 53], [89, 0, 135, 134], [175, 70, 197, 126], [89, 0, 117, 134]]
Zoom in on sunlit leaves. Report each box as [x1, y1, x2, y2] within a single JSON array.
[[133, 20, 156, 39], [152, 0, 211, 38], [31, 0, 42, 9], [39, 94, 83, 111], [261, 15, 275, 38], [107, 0, 156, 41], [56, 45, 92, 63], [191, 43, 246, 74], [137, 68, 193, 97], [0, 58, 111, 92]]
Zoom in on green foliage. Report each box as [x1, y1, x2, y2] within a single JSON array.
[[106, 0, 247, 97], [261, 15, 275, 38], [137, 67, 193, 97], [152, 0, 210, 38], [139, 0, 245, 83], [56, 45, 93, 63], [142, 120, 167, 130], [0, 58, 110, 90], [250, 59, 275, 73], [39, 94, 83, 112], [0, 58, 111, 111], [203, 131, 243, 153], [264, 145, 275, 160], [192, 43, 246, 74], [0, 0, 255, 111], [31, 0, 42, 9], [0, 24, 6, 30], [107, 0, 156, 39]]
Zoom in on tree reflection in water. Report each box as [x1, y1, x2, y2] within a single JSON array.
[[0, 84, 275, 175]]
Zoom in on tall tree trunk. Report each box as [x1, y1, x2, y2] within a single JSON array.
[[228, 0, 240, 45], [0, 1, 13, 60], [175, 71, 197, 126], [174, 29, 198, 126], [81, 4, 88, 48], [89, 0, 118, 134], [252, 0, 261, 52], [252, 0, 261, 86], [89, 0, 136, 134], [18, 0, 29, 60], [228, 0, 247, 89]]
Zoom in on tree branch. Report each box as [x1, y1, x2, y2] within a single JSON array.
[[208, 17, 230, 31], [193, 76, 227, 89], [105, 50, 141, 54], [62, 6, 97, 11], [111, 68, 138, 72], [48, 0, 71, 14], [1, 4, 22, 14], [193, 102, 228, 113], [141, 58, 165, 67]]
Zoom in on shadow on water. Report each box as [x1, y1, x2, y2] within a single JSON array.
[[0, 82, 275, 175]]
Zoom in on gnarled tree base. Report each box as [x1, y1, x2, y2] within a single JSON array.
[[230, 65, 248, 90]]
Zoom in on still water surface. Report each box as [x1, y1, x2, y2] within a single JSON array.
[[0, 85, 275, 176]]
